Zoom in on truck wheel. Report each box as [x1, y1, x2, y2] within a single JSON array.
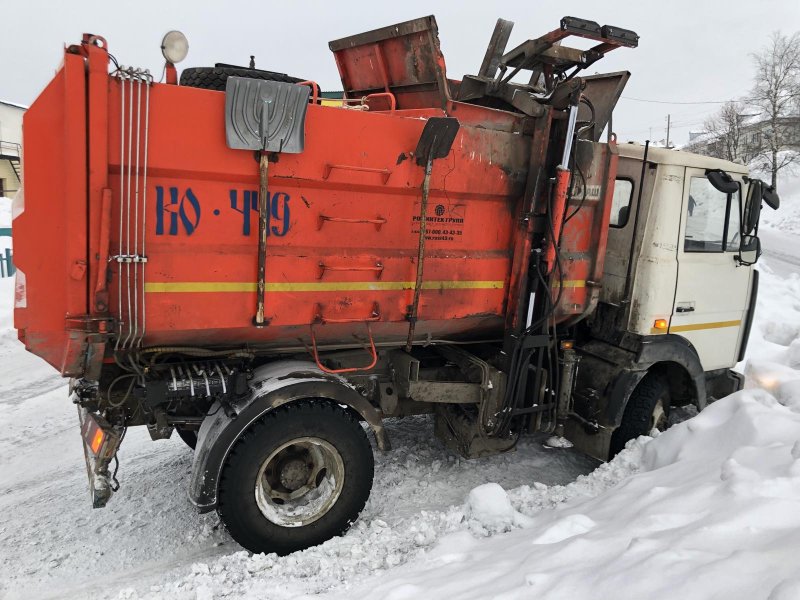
[[608, 375, 670, 459], [180, 66, 304, 91], [217, 401, 374, 555]]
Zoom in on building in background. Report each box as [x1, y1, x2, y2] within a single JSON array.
[[0, 99, 23, 277], [0, 99, 26, 198], [684, 114, 800, 166]]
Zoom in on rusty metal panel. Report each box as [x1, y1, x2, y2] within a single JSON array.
[[13, 52, 89, 375], [408, 381, 481, 404], [554, 140, 619, 324], [578, 71, 631, 142], [329, 16, 451, 110]]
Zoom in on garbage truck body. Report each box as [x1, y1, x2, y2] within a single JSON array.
[[13, 16, 778, 554]]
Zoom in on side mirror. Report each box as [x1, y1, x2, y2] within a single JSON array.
[[743, 179, 762, 236], [737, 234, 761, 266], [763, 185, 780, 210], [706, 169, 739, 194]]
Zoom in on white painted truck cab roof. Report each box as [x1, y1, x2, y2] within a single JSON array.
[[616, 143, 748, 175]]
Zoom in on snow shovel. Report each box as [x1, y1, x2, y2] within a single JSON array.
[[406, 117, 460, 351], [225, 77, 310, 326]]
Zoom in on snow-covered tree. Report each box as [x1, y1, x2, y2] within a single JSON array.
[[749, 31, 800, 189], [702, 101, 754, 163]]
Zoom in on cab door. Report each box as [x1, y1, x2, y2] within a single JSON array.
[[671, 168, 752, 371]]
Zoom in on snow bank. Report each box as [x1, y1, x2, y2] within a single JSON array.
[[760, 170, 800, 234], [464, 483, 533, 535], [333, 390, 800, 600], [741, 263, 800, 385]]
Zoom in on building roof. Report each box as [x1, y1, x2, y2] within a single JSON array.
[[0, 100, 28, 110], [617, 143, 749, 174]]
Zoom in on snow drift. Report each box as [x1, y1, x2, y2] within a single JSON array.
[[335, 390, 800, 600]]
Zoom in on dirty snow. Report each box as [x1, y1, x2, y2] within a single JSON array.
[[2, 186, 800, 598]]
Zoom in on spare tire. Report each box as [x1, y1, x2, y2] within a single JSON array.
[[179, 65, 305, 91]]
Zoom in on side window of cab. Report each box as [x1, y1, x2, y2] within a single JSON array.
[[684, 177, 741, 252], [609, 178, 634, 228]]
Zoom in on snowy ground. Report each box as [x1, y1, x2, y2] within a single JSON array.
[[2, 197, 800, 599]]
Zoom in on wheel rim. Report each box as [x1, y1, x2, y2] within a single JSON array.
[[254, 437, 345, 527], [650, 399, 668, 432]]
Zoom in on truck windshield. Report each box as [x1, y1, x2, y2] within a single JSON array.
[[684, 176, 741, 252]]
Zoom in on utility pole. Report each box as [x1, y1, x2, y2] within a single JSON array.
[[666, 114, 671, 149]]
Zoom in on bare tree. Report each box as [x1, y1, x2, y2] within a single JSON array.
[[702, 101, 755, 162], [749, 31, 800, 189]]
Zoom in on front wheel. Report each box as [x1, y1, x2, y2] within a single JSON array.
[[608, 374, 670, 459], [217, 401, 374, 555]]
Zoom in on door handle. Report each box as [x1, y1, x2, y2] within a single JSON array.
[[676, 306, 695, 313]]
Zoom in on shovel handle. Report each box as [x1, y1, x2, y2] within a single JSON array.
[[254, 153, 269, 326]]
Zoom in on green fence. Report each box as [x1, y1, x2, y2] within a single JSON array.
[[0, 227, 13, 278]]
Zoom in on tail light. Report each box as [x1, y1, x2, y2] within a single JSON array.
[[80, 412, 121, 461], [14, 268, 26, 309]]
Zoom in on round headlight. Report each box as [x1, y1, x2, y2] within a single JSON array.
[[161, 30, 189, 64]]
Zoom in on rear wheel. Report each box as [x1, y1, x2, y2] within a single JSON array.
[[609, 374, 670, 458], [217, 401, 374, 555]]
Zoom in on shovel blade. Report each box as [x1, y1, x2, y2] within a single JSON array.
[[225, 77, 310, 153], [414, 117, 460, 166]]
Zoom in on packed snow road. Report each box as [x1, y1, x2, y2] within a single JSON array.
[[759, 228, 800, 277]]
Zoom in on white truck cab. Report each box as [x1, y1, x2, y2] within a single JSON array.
[[570, 143, 777, 459], [610, 145, 756, 370]]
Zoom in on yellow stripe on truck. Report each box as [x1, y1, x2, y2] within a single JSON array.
[[144, 280, 506, 293], [649, 319, 742, 335], [669, 319, 742, 333], [551, 280, 586, 288]]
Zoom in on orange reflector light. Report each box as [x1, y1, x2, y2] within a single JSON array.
[[653, 318, 668, 331], [90, 428, 105, 454], [560, 340, 575, 349]]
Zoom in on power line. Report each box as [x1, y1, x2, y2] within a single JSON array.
[[620, 96, 730, 105], [622, 119, 707, 137]]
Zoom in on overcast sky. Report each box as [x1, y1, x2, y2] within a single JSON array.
[[2, 0, 799, 145]]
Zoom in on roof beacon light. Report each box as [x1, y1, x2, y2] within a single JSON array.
[[161, 30, 189, 64]]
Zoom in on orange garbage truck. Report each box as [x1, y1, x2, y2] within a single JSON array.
[[13, 16, 778, 554]]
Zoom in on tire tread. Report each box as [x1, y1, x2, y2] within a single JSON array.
[[609, 375, 670, 458], [217, 400, 373, 555], [179, 66, 304, 91]]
